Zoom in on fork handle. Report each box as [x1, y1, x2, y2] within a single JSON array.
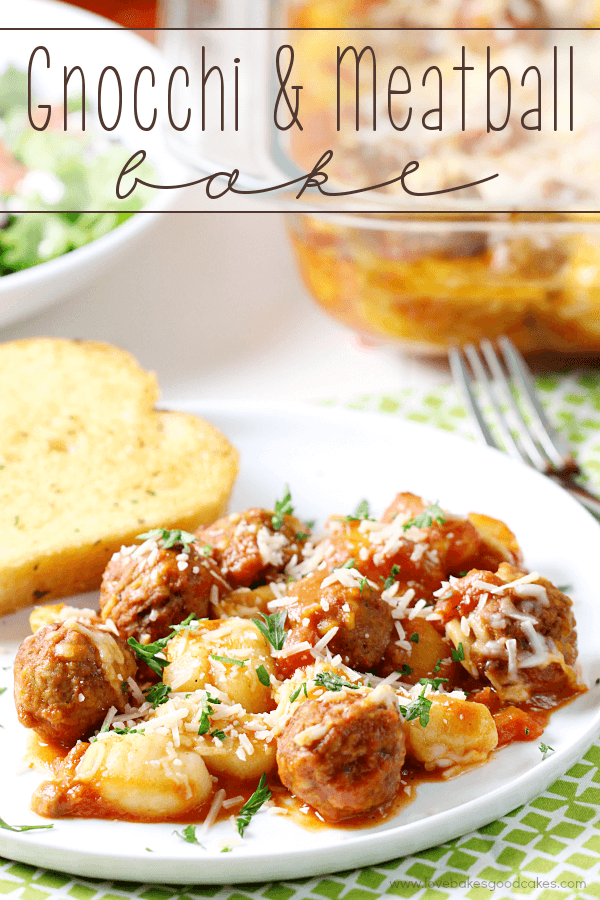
[[550, 474, 600, 519]]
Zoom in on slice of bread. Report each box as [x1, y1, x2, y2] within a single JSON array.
[[0, 338, 239, 616]]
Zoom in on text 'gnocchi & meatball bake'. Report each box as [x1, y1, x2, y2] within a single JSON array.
[[12, 490, 585, 836]]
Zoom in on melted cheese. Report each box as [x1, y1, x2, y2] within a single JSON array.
[[69, 622, 125, 693]]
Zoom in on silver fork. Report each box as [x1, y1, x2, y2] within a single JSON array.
[[449, 335, 600, 518]]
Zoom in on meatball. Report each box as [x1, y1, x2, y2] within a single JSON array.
[[277, 684, 405, 822], [100, 536, 228, 646], [277, 568, 393, 679], [197, 508, 310, 588], [434, 564, 582, 703], [14, 621, 137, 748]]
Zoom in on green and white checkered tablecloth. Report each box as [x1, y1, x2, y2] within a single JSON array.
[[3, 373, 600, 900]]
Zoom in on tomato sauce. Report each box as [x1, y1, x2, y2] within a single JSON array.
[[24, 678, 582, 830]]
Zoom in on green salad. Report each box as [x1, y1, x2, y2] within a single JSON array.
[[0, 66, 153, 276]]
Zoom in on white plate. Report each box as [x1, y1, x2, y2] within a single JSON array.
[[1, 400, 599, 884], [0, 0, 188, 329]]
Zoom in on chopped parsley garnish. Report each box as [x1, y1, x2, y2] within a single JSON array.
[[398, 678, 447, 728], [451, 643, 465, 662], [558, 584, 572, 593], [410, 632, 419, 643], [198, 692, 222, 735], [314, 672, 360, 692], [398, 685, 432, 728], [136, 528, 197, 553], [433, 659, 442, 674], [457, 571, 470, 577], [127, 637, 170, 677], [252, 610, 289, 651], [403, 503, 446, 531], [0, 816, 53, 833], [198, 712, 210, 736], [305, 520, 316, 531], [112, 726, 145, 735], [540, 743, 555, 760], [398, 664, 413, 677], [290, 682, 308, 702], [256, 664, 271, 687], [121, 682, 130, 693], [173, 824, 205, 846], [221, 846, 233, 853], [171, 615, 203, 634], [127, 614, 198, 676], [345, 499, 371, 522], [359, 576, 369, 597], [383, 564, 400, 591], [272, 486, 293, 531], [525, 727, 530, 735], [419, 676, 449, 692], [295, 532, 310, 541], [236, 773, 271, 837], [0, 687, 6, 696], [200, 544, 213, 557], [210, 729, 227, 741], [210, 654, 248, 667], [340, 558, 356, 569], [143, 683, 171, 709]]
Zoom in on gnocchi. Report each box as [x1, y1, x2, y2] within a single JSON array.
[[163, 618, 275, 713], [403, 692, 498, 779], [196, 711, 277, 780], [75, 731, 213, 818], [15, 492, 583, 832]]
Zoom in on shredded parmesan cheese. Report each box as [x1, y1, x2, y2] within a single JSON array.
[[199, 789, 226, 837]]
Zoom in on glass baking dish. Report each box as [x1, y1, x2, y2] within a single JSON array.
[[160, 0, 600, 355], [287, 212, 600, 355]]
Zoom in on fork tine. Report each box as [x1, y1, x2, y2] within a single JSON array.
[[448, 346, 496, 448], [462, 343, 524, 463], [479, 339, 549, 472], [452, 337, 600, 518], [498, 336, 578, 472]]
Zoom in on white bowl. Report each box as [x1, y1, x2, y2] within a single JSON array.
[[0, 0, 188, 328]]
